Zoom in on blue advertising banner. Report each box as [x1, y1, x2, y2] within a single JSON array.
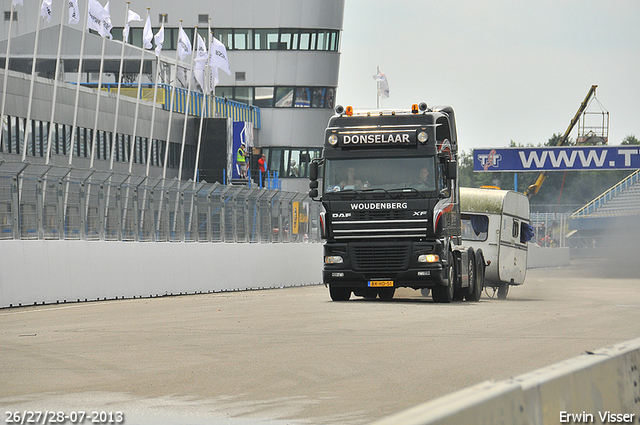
[[474, 147, 640, 172], [232, 121, 253, 179]]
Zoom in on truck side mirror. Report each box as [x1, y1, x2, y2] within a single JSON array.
[[309, 162, 318, 181], [309, 180, 318, 190], [447, 161, 457, 180], [309, 189, 319, 198]]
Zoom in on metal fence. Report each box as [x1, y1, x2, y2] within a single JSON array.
[[0, 161, 319, 243], [530, 211, 570, 248]]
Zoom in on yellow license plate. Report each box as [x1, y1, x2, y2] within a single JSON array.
[[368, 280, 394, 288]]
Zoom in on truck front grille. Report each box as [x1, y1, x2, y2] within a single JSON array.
[[351, 244, 410, 271]]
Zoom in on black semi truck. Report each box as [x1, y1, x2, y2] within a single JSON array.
[[309, 103, 485, 302]]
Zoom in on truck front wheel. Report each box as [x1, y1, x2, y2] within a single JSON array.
[[378, 287, 395, 300], [432, 252, 454, 303], [329, 285, 351, 301]]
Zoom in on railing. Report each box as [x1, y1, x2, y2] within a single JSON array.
[[0, 161, 318, 243], [571, 169, 640, 218], [86, 83, 261, 129]]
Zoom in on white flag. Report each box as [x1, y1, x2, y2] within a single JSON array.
[[210, 37, 231, 75], [12, 0, 23, 7], [154, 24, 164, 56], [142, 16, 153, 49], [193, 34, 208, 90], [102, 1, 113, 39], [208, 64, 219, 93], [123, 9, 142, 43], [68, 0, 80, 25], [40, 0, 52, 23], [373, 70, 390, 99], [87, 0, 112, 39], [177, 27, 192, 61]]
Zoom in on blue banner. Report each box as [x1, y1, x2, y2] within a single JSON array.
[[474, 146, 640, 172]]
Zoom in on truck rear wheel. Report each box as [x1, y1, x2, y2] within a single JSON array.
[[432, 252, 454, 303], [329, 285, 351, 301], [465, 254, 481, 302], [467, 250, 484, 302]]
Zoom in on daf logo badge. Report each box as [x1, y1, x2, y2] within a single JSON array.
[[332, 213, 351, 218]]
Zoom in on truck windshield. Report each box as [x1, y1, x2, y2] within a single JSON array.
[[324, 157, 436, 193]]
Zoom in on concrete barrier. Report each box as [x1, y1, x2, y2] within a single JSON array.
[[0, 240, 323, 308], [527, 245, 571, 269], [371, 337, 640, 425]]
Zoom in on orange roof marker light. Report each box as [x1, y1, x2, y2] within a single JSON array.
[[346, 106, 353, 116], [411, 104, 419, 114]]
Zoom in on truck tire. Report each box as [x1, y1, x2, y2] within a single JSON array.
[[465, 253, 482, 302], [433, 252, 454, 303], [362, 288, 377, 300], [378, 287, 395, 300], [467, 250, 484, 302], [329, 285, 351, 301]]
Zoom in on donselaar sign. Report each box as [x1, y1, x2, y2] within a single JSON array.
[[474, 147, 640, 172], [340, 132, 415, 147]]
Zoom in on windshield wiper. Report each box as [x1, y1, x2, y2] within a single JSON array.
[[388, 187, 427, 198], [360, 187, 401, 198], [336, 189, 366, 199]]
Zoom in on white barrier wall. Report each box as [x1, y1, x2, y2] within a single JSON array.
[[372, 337, 640, 425], [527, 245, 571, 269], [0, 240, 323, 308]]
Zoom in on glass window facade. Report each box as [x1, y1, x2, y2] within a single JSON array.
[[113, 27, 340, 52], [264, 147, 322, 179], [216, 86, 335, 109]]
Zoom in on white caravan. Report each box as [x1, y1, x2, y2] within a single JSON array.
[[459, 187, 531, 299]]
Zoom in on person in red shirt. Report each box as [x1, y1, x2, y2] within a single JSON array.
[[258, 154, 267, 187]]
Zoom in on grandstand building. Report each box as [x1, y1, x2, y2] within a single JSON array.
[[0, 0, 345, 192]]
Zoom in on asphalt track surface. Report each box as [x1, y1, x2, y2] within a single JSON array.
[[1, 257, 640, 425]]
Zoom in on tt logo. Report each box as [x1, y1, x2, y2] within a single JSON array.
[[413, 211, 428, 216], [332, 213, 351, 218]]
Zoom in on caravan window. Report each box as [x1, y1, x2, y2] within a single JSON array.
[[461, 214, 488, 241]]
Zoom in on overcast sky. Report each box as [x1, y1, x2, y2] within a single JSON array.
[[336, 0, 640, 153]]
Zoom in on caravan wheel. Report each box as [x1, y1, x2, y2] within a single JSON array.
[[497, 282, 509, 300]]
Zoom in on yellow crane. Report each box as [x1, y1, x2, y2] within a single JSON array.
[[524, 85, 598, 198]]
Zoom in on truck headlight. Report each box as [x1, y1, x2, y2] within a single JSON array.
[[418, 131, 428, 143], [328, 135, 338, 146], [418, 254, 439, 263], [325, 256, 344, 264]]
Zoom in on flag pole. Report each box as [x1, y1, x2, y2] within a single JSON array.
[[69, 0, 91, 167], [176, 26, 198, 238], [109, 2, 133, 169], [192, 19, 211, 182], [0, 1, 18, 148], [161, 21, 183, 181], [146, 14, 165, 177], [44, 0, 71, 164], [22, 3, 46, 161], [149, 15, 167, 238], [177, 27, 197, 182], [376, 66, 380, 109], [88, 37, 107, 168]]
